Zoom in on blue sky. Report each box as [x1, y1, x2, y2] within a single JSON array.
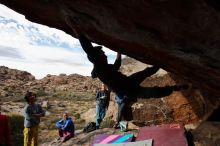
[[0, 4, 117, 79]]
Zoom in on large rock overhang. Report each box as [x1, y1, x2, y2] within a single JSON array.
[[1, 0, 220, 97]]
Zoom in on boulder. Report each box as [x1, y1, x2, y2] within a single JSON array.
[[2, 0, 220, 97]]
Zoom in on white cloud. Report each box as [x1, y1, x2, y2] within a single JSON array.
[[0, 59, 93, 79], [0, 43, 93, 78], [0, 4, 120, 79], [0, 4, 26, 23]]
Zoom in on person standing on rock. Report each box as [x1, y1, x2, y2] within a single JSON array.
[[113, 94, 129, 129], [23, 91, 45, 146], [55, 112, 75, 143], [95, 83, 111, 129]]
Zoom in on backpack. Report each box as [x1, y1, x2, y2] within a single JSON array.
[[83, 122, 96, 133]]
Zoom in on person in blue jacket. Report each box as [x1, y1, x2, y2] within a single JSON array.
[[55, 112, 75, 143]]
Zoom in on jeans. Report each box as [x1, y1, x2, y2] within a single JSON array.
[[116, 102, 126, 123], [96, 104, 106, 128]]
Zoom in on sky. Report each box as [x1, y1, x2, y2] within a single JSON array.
[[0, 4, 117, 79]]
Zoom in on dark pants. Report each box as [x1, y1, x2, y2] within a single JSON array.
[[96, 104, 106, 128], [58, 129, 74, 142], [116, 102, 126, 123]]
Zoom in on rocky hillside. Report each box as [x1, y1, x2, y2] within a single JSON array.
[[0, 66, 35, 98], [0, 66, 101, 100]]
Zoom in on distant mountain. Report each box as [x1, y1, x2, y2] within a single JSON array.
[[0, 66, 100, 99], [0, 57, 165, 99]]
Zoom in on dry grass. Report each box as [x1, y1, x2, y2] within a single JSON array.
[[8, 113, 24, 146], [1, 90, 96, 145], [38, 129, 57, 144], [37, 93, 96, 145]]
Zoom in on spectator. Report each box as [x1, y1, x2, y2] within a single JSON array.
[[95, 83, 110, 129], [113, 94, 128, 128], [23, 91, 45, 146], [55, 112, 75, 143]]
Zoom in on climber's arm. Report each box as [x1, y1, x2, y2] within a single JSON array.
[[65, 17, 96, 63], [113, 53, 121, 70], [129, 66, 160, 85]]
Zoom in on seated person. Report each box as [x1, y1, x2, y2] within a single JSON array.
[[55, 112, 75, 143]]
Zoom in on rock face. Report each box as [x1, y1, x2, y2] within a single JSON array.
[[109, 57, 220, 125], [2, 0, 220, 98]]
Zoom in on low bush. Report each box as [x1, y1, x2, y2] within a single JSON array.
[[8, 113, 24, 146], [100, 117, 114, 128]]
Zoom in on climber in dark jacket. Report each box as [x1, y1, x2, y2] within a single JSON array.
[[67, 18, 188, 100]]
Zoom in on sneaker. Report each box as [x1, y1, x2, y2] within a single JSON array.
[[55, 137, 61, 142], [50, 137, 61, 145]]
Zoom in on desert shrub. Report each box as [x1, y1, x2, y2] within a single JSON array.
[[74, 118, 85, 124], [51, 90, 94, 101], [74, 119, 86, 130], [74, 113, 81, 119], [43, 122, 57, 130], [8, 113, 24, 146], [14, 91, 23, 97], [36, 88, 47, 97], [41, 116, 60, 130], [75, 123, 86, 130], [52, 93, 59, 98], [38, 129, 57, 144], [100, 117, 114, 128]]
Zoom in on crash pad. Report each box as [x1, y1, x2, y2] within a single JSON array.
[[91, 134, 134, 146], [94, 139, 153, 146], [136, 123, 188, 146]]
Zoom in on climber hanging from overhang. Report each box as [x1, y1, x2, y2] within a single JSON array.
[[65, 17, 188, 101]]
